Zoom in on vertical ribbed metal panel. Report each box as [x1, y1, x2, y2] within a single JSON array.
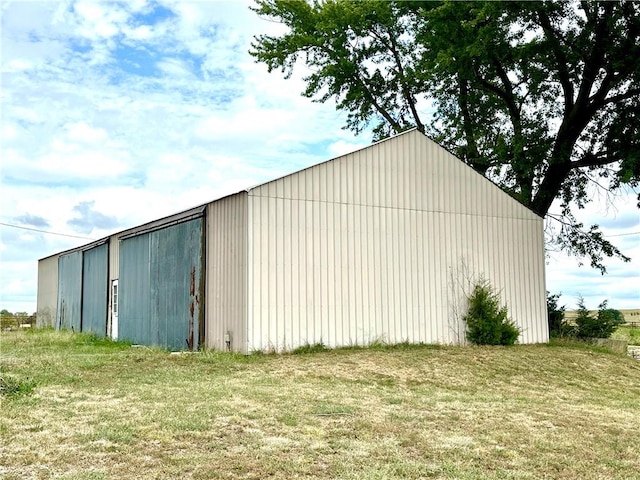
[[153, 219, 204, 350], [119, 234, 150, 345], [119, 218, 204, 351], [81, 244, 108, 336], [246, 129, 547, 351], [56, 251, 82, 331], [37, 255, 59, 328], [205, 193, 248, 352], [109, 235, 119, 281]]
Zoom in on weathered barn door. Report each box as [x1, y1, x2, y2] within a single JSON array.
[[118, 234, 151, 345], [81, 243, 108, 336], [56, 251, 82, 331], [119, 216, 204, 351]]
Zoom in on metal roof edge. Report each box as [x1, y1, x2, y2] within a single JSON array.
[[40, 131, 419, 260], [37, 192, 255, 261], [118, 204, 206, 240], [241, 128, 542, 220], [245, 128, 419, 194], [38, 127, 542, 261], [38, 237, 110, 262], [416, 133, 545, 220]]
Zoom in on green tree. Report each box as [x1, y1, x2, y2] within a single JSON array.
[[250, 0, 640, 271], [574, 297, 620, 339], [597, 300, 625, 327], [547, 292, 571, 338], [463, 280, 520, 346]]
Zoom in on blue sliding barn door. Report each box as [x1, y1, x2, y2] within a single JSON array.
[[81, 243, 108, 336], [56, 251, 82, 331], [118, 218, 204, 351]]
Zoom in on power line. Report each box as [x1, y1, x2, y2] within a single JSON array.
[[604, 231, 640, 238], [0, 222, 96, 240], [1, 221, 636, 241]]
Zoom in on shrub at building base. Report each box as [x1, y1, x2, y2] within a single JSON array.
[[463, 280, 520, 346]]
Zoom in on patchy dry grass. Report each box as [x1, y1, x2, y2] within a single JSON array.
[[1, 329, 639, 479]]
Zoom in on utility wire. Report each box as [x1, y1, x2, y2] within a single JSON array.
[[604, 231, 640, 238], [0, 222, 96, 240], [1, 221, 636, 241]]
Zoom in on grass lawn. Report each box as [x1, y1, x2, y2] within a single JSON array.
[[1, 329, 639, 479], [612, 325, 640, 345]]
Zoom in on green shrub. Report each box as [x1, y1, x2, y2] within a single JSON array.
[[500, 321, 520, 345], [574, 297, 623, 339], [547, 292, 573, 337], [463, 280, 520, 346], [597, 301, 625, 328]]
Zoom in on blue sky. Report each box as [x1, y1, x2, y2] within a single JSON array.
[[1, 0, 638, 314]]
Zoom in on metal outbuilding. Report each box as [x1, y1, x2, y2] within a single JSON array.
[[37, 130, 549, 352]]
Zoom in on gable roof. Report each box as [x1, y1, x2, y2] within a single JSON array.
[[249, 128, 542, 221], [40, 129, 541, 261]]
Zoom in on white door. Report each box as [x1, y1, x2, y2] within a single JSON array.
[[111, 279, 119, 340]]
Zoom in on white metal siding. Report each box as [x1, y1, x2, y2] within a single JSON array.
[[246, 130, 547, 351], [205, 193, 248, 352], [36, 255, 59, 328]]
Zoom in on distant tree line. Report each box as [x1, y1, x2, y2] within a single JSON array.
[[0, 309, 36, 330]]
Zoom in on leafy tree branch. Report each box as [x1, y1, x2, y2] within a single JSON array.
[[250, 0, 640, 272]]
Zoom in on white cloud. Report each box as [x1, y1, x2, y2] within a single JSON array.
[[545, 191, 640, 310], [9, 106, 43, 124], [41, 149, 130, 178], [66, 1, 128, 40], [65, 122, 109, 143], [156, 57, 194, 77], [124, 24, 155, 41], [3, 59, 33, 72], [328, 139, 372, 158]]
